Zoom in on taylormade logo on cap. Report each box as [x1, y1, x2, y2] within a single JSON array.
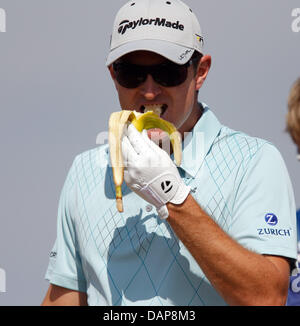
[[118, 17, 185, 35]]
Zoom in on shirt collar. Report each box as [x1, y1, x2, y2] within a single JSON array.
[[179, 103, 222, 178]]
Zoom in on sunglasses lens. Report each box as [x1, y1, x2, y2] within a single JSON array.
[[154, 63, 188, 87], [113, 61, 189, 88], [114, 63, 146, 88]]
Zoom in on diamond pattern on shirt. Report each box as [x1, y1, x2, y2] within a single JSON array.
[[60, 127, 267, 306]]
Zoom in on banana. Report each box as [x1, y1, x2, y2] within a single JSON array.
[[108, 109, 182, 212]]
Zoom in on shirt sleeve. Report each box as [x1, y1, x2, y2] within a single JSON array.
[[45, 157, 87, 292], [229, 143, 298, 261]]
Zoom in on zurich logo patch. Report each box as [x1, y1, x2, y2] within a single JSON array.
[[265, 213, 278, 226]]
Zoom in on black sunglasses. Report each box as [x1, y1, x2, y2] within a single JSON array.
[[112, 57, 199, 89]]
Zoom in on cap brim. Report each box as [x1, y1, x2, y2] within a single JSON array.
[[106, 39, 194, 66]]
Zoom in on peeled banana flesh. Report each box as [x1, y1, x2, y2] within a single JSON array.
[[108, 109, 182, 212]]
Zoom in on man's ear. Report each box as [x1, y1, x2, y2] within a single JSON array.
[[108, 65, 119, 91], [108, 65, 115, 80], [195, 55, 211, 91]]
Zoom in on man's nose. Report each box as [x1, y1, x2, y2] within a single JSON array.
[[139, 74, 162, 100]]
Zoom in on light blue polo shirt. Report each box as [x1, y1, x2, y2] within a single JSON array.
[[45, 105, 297, 306]]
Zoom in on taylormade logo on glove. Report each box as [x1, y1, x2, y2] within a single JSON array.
[[122, 124, 190, 219]]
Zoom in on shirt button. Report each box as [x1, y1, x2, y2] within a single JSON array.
[[146, 205, 153, 212]]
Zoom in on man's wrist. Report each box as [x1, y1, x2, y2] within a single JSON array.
[[157, 193, 191, 220], [167, 193, 192, 213]]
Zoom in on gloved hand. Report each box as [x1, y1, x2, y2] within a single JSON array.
[[121, 124, 190, 219]]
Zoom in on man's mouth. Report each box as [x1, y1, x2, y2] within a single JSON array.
[[138, 104, 170, 144], [140, 104, 168, 117]]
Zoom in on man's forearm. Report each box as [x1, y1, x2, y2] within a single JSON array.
[[166, 194, 289, 306]]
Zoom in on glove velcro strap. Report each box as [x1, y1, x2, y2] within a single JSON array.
[[170, 184, 191, 205], [139, 185, 165, 208]]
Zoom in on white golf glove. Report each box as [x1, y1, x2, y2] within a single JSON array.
[[121, 124, 190, 219]]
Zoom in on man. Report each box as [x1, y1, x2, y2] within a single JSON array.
[[286, 78, 300, 306], [42, 0, 297, 306]]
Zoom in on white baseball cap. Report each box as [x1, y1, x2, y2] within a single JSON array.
[[106, 0, 204, 66]]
